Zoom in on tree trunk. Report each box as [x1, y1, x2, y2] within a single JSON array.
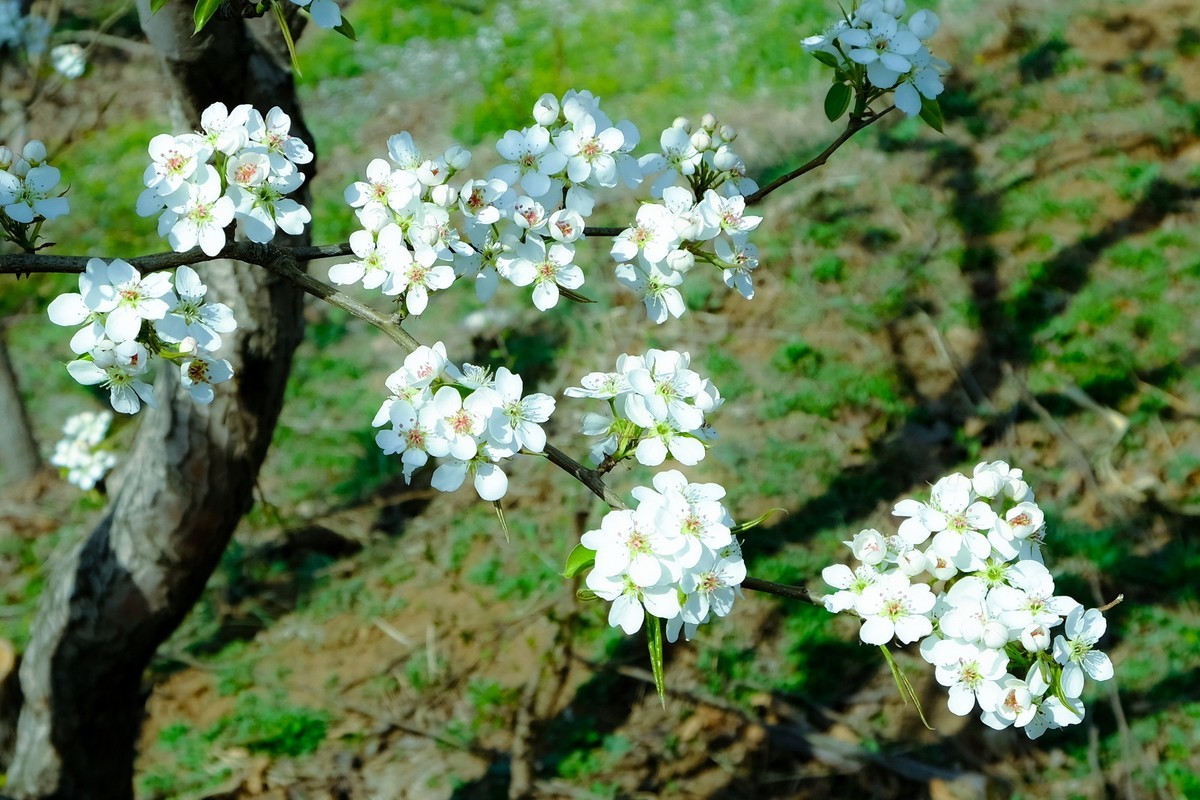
[[0, 331, 40, 485], [3, 5, 314, 798]]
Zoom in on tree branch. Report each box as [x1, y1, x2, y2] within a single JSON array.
[[743, 107, 894, 206]]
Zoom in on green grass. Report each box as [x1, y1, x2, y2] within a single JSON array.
[[139, 694, 330, 799]]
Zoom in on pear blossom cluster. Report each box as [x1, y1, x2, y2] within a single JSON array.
[[49, 410, 118, 491], [373, 342, 555, 501], [136, 103, 313, 257], [821, 462, 1115, 739], [803, 0, 949, 117], [331, 89, 641, 316], [47, 259, 237, 413], [579, 470, 746, 642], [613, 114, 762, 319], [0, 140, 68, 250], [564, 349, 722, 468], [331, 94, 765, 322]]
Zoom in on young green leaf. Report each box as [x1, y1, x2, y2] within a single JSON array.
[[493, 500, 510, 542], [562, 543, 597, 579], [333, 16, 356, 41], [271, 0, 303, 76], [192, 0, 223, 34], [919, 96, 944, 133], [880, 645, 933, 730], [150, 0, 170, 14], [647, 616, 667, 709], [824, 82, 852, 123], [558, 285, 596, 304], [730, 507, 787, 535], [812, 50, 841, 69]]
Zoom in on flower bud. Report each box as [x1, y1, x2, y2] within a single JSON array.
[[672, 116, 691, 132], [700, 112, 717, 131], [896, 548, 927, 576], [10, 157, 29, 178], [430, 183, 457, 207], [1020, 623, 1051, 653], [666, 248, 695, 274], [909, 9, 940, 39], [690, 131, 712, 152], [417, 158, 448, 186], [179, 336, 198, 354], [1006, 476, 1033, 503], [847, 528, 886, 566], [881, 0, 906, 18], [443, 144, 471, 171], [532, 93, 560, 126], [22, 140, 47, 165], [712, 145, 740, 171], [0, 146, 12, 170], [718, 124, 737, 143]]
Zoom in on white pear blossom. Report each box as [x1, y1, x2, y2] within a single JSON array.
[[855, 572, 935, 645], [1053, 606, 1115, 697]]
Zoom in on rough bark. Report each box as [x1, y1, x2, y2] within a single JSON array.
[[3, 5, 313, 798], [0, 332, 40, 485]]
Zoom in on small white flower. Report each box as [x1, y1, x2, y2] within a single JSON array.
[[1053, 606, 1114, 697], [180, 354, 234, 404], [855, 572, 935, 645]]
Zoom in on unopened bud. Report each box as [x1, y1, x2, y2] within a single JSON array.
[[532, 93, 560, 126], [712, 145, 740, 171], [430, 183, 457, 207], [666, 248, 695, 274], [417, 158, 448, 186], [22, 140, 47, 165], [179, 336, 198, 354], [690, 131, 712, 152], [1020, 624, 1051, 653], [700, 112, 717, 131], [718, 123, 737, 143], [0, 146, 12, 170], [443, 144, 471, 171], [672, 116, 691, 132]]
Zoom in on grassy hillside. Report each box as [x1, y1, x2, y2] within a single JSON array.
[[3, 0, 1200, 797]]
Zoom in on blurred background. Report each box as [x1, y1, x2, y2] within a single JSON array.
[[2, 0, 1199, 797]]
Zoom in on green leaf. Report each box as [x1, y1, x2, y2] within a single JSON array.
[[562, 543, 596, 579], [150, 0, 170, 14], [811, 50, 841, 69], [558, 285, 595, 304], [192, 0, 223, 34], [824, 82, 852, 123], [493, 500, 510, 542], [647, 616, 667, 709], [333, 16, 356, 41], [919, 96, 944, 133], [271, 0, 303, 76], [880, 645, 933, 730], [730, 507, 787, 535]]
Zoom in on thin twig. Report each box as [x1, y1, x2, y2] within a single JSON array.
[[744, 107, 894, 206], [742, 576, 816, 605]]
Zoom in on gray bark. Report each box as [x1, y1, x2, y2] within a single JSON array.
[[0, 332, 40, 485], [3, 4, 313, 798]]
